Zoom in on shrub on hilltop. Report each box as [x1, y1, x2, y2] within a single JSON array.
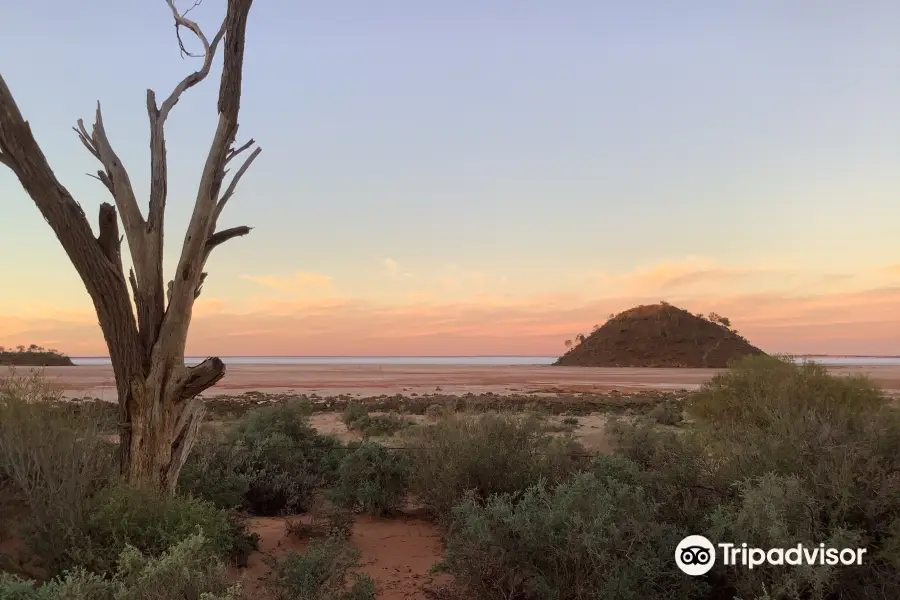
[[0, 345, 74, 366]]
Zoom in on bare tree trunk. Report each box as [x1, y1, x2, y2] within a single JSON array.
[[0, 0, 259, 492]]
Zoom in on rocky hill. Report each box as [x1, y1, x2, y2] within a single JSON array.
[[553, 302, 766, 368]]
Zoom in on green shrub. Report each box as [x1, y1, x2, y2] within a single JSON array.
[[647, 400, 683, 425], [342, 404, 369, 429], [176, 437, 249, 511], [265, 532, 375, 600], [179, 400, 344, 515], [440, 472, 706, 600], [404, 412, 587, 519], [607, 356, 900, 599], [689, 355, 887, 428], [0, 533, 242, 600], [327, 442, 410, 516], [72, 483, 258, 575], [0, 373, 117, 574], [342, 404, 413, 437]]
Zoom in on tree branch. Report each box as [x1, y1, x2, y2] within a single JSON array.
[[179, 356, 225, 400], [97, 203, 123, 270], [140, 2, 228, 363], [73, 104, 147, 266], [0, 73, 144, 380], [213, 144, 260, 224], [158, 0, 227, 124], [225, 138, 254, 165], [206, 225, 252, 252], [162, 0, 255, 356], [87, 170, 114, 195], [194, 272, 208, 299]]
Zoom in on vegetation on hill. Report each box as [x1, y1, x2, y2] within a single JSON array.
[[0, 345, 73, 366], [2, 356, 898, 599], [555, 301, 767, 367]]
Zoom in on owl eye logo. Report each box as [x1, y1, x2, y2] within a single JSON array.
[[680, 546, 712, 565], [675, 535, 716, 575]]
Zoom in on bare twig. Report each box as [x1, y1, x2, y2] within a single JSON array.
[[225, 139, 255, 165], [86, 171, 114, 195], [194, 271, 208, 298], [213, 145, 261, 223], [157, 0, 227, 122]]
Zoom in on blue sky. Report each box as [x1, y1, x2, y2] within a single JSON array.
[[1, 0, 898, 355]]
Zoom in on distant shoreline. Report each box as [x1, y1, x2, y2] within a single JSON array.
[[65, 353, 900, 360]]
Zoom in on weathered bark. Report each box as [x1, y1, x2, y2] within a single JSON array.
[[0, 0, 259, 492]]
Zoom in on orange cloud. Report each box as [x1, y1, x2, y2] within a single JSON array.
[[2, 284, 898, 357], [622, 256, 748, 290], [2, 258, 898, 357]]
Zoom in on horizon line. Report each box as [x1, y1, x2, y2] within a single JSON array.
[[67, 354, 562, 359], [64, 353, 900, 359]]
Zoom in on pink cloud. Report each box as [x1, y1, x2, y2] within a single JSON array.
[[2, 259, 898, 357], [3, 285, 895, 357]]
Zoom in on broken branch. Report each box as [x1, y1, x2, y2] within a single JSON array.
[[97, 203, 123, 270], [73, 104, 146, 259], [213, 145, 261, 223], [206, 225, 252, 252], [225, 139, 255, 165], [179, 356, 225, 400]]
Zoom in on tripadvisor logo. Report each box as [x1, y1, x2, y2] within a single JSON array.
[[675, 535, 867, 576]]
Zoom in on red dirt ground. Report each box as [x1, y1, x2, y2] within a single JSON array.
[[236, 515, 450, 600]]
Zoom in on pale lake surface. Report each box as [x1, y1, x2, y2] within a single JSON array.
[[69, 355, 900, 367]]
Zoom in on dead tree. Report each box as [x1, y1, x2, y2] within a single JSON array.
[[0, 0, 259, 492]]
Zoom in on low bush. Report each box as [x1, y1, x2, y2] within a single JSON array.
[[440, 471, 706, 600], [179, 400, 344, 515], [0, 533, 242, 600], [265, 532, 375, 600], [0, 373, 117, 574], [342, 404, 413, 437], [327, 441, 410, 516], [647, 400, 683, 425], [404, 412, 587, 519], [78, 483, 258, 574], [606, 355, 900, 599]]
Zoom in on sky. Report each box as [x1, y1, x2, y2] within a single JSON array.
[[1, 0, 898, 357]]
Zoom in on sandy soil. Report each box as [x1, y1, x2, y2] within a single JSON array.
[[23, 363, 900, 400], [236, 515, 450, 600]]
